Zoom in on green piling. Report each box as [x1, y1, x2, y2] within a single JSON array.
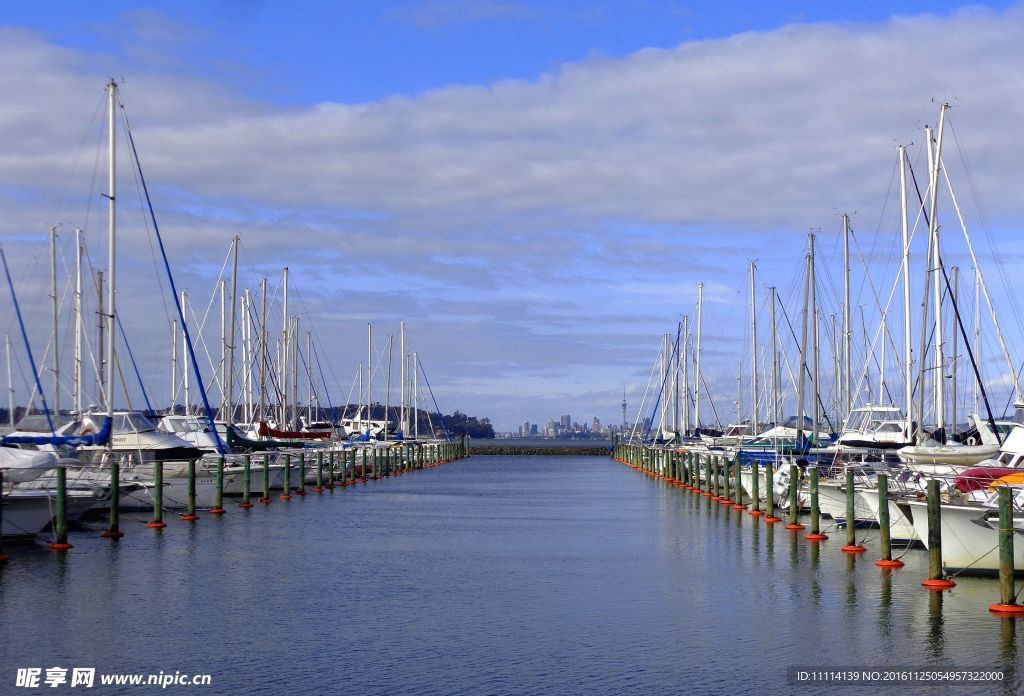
[[47, 466, 72, 550], [989, 486, 1024, 614], [239, 454, 253, 508], [874, 474, 902, 567], [785, 462, 805, 530], [147, 460, 167, 527], [840, 468, 864, 552], [210, 456, 226, 514], [261, 453, 271, 503], [805, 467, 827, 540], [280, 453, 292, 499], [180, 459, 199, 521], [101, 460, 125, 537], [921, 478, 955, 589]]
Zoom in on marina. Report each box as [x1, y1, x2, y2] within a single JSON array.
[[3, 4, 1024, 694], [1, 455, 1021, 694]]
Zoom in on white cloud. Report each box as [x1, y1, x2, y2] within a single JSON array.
[[0, 7, 1023, 429]]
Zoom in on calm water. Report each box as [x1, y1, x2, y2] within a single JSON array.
[[1, 456, 1021, 695]]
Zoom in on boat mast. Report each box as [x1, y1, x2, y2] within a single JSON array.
[[6, 335, 13, 426], [796, 238, 811, 444], [259, 276, 267, 424], [73, 228, 83, 415], [770, 286, 779, 426], [385, 335, 393, 440], [898, 145, 914, 439], [842, 213, 851, 419], [290, 316, 299, 429], [50, 226, 60, 415], [96, 270, 104, 400], [225, 235, 238, 424], [810, 234, 819, 441], [105, 80, 116, 427], [241, 289, 251, 423], [181, 290, 189, 415], [170, 319, 177, 410], [280, 266, 289, 428], [929, 106, 948, 438], [219, 279, 226, 418], [413, 351, 419, 439], [750, 260, 759, 434], [306, 330, 313, 423], [367, 323, 372, 429], [950, 266, 959, 431], [663, 333, 671, 438], [400, 321, 406, 435], [681, 316, 689, 434], [694, 282, 703, 432]]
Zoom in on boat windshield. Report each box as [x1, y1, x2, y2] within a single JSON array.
[[114, 412, 157, 434], [165, 416, 211, 434], [844, 411, 869, 432]]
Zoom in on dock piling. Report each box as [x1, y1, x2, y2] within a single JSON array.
[[921, 479, 956, 590]]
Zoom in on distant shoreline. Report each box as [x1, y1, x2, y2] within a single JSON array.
[[469, 445, 611, 456]]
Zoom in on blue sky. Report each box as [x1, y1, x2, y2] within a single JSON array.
[[1, 1, 1024, 432]]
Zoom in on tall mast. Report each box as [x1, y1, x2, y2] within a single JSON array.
[[898, 145, 914, 439], [694, 282, 703, 431], [259, 277, 267, 423], [50, 226, 60, 414], [770, 286, 779, 425], [974, 269, 981, 415], [400, 321, 406, 435], [951, 266, 959, 431], [673, 322, 681, 437], [181, 290, 189, 414], [225, 235, 238, 424], [6, 335, 13, 426], [842, 213, 851, 419], [280, 266, 289, 427], [385, 335, 393, 440], [241, 289, 251, 423], [96, 270, 104, 400], [105, 80, 116, 423], [306, 330, 313, 423], [73, 228, 83, 414], [290, 316, 299, 428], [367, 323, 373, 425], [750, 260, 759, 433], [413, 352, 419, 439], [796, 238, 811, 443], [219, 279, 226, 419], [659, 333, 669, 437], [810, 234, 819, 440], [681, 316, 689, 434], [929, 106, 948, 438], [170, 319, 177, 410]]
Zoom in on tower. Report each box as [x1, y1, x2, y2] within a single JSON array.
[[621, 385, 627, 428]]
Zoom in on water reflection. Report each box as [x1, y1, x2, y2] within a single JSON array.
[[927, 590, 945, 661]]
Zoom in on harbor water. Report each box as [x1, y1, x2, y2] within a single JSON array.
[[1, 455, 1021, 694]]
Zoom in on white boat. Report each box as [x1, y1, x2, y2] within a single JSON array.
[[897, 415, 1011, 467], [855, 486, 919, 542], [836, 406, 912, 450], [905, 493, 1024, 573], [0, 447, 58, 483]]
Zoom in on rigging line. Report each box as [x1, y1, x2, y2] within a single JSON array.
[[311, 342, 335, 416], [416, 356, 450, 441], [45, 91, 107, 230], [949, 119, 1024, 334], [0, 247, 55, 434], [120, 106, 175, 335], [118, 88, 224, 454], [115, 314, 154, 414]]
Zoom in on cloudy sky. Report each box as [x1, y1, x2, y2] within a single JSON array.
[[1, 1, 1024, 432]]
